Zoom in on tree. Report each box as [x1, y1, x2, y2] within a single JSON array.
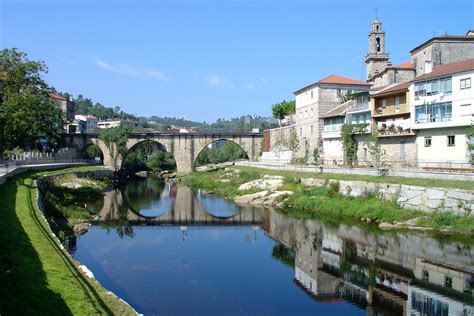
[[271, 100, 295, 125], [289, 130, 300, 161], [99, 125, 133, 172], [468, 124, 474, 165], [0, 48, 64, 157], [367, 132, 385, 168]]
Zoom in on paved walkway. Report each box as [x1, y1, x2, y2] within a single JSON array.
[[235, 161, 474, 182]]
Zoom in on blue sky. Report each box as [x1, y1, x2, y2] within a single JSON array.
[[1, 0, 473, 122]]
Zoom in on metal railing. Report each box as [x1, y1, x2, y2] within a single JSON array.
[[0, 159, 99, 175]]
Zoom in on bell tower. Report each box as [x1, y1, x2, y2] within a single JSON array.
[[365, 14, 390, 81]]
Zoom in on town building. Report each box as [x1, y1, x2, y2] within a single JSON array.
[[50, 93, 76, 133], [293, 75, 371, 159], [321, 100, 353, 165], [97, 119, 138, 129], [75, 114, 98, 133], [411, 58, 474, 165], [410, 30, 474, 77], [365, 16, 415, 88], [370, 81, 417, 164]]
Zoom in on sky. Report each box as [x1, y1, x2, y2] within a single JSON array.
[[1, 0, 473, 122]]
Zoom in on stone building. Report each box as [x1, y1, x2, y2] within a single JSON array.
[[50, 92, 76, 133], [293, 75, 371, 159], [365, 16, 415, 88], [410, 29, 474, 77]]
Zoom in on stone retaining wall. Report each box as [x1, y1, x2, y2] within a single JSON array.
[[300, 178, 473, 216]]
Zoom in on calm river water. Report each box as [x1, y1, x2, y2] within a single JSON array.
[[71, 177, 474, 315]]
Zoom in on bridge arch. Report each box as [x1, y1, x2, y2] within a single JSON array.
[[194, 138, 249, 169], [122, 139, 177, 173], [81, 143, 104, 164]]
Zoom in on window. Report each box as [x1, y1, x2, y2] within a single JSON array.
[[445, 276, 453, 288], [422, 270, 429, 281], [376, 37, 381, 52], [300, 128, 302, 136], [395, 97, 400, 112], [415, 77, 452, 99], [415, 102, 452, 124], [424, 136, 432, 147], [460, 77, 471, 89], [311, 125, 313, 134], [311, 90, 314, 99], [447, 135, 455, 146]]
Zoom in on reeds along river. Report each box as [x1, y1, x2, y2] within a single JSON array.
[[70, 177, 474, 315]]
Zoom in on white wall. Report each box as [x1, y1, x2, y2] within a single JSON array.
[[416, 127, 469, 163]]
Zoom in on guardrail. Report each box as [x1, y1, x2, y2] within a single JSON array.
[[0, 159, 99, 174]]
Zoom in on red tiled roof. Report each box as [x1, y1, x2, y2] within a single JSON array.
[[373, 81, 411, 97], [317, 74, 372, 86], [49, 92, 66, 101], [294, 74, 371, 94], [388, 61, 413, 69], [415, 58, 474, 81]]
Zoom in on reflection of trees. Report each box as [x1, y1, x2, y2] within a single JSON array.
[[123, 177, 167, 212], [272, 243, 295, 268]]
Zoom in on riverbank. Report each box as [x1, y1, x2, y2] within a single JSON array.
[[181, 167, 474, 235], [0, 166, 137, 315]]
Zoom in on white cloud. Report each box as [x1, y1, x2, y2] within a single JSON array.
[[207, 74, 232, 88], [94, 58, 168, 81]]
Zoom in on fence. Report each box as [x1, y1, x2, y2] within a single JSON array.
[[0, 159, 99, 174]]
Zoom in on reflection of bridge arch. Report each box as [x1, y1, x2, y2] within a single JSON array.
[[98, 185, 263, 225]]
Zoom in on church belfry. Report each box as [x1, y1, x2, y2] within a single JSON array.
[[365, 15, 390, 81]]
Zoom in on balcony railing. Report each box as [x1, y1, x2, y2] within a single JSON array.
[[415, 114, 452, 124], [350, 102, 370, 112]]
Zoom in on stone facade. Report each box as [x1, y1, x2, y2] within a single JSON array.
[[300, 177, 473, 216], [411, 34, 474, 76]]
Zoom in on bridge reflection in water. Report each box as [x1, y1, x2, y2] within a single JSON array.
[[90, 179, 473, 315]]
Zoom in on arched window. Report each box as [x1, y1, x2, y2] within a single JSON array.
[[376, 37, 381, 52], [376, 25, 379, 31]]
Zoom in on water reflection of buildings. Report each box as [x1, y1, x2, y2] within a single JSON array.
[[265, 212, 474, 316]]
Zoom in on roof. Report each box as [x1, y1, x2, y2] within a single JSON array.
[[320, 100, 354, 119], [387, 60, 414, 69], [410, 34, 474, 54], [373, 81, 411, 97], [49, 92, 66, 101], [415, 58, 474, 82], [76, 114, 97, 119], [294, 74, 371, 94]]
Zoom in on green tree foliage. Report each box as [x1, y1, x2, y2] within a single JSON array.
[[0, 48, 64, 156], [367, 132, 385, 168], [123, 140, 176, 173], [341, 123, 368, 166], [70, 94, 136, 121], [83, 144, 102, 160], [195, 141, 247, 166], [271, 100, 296, 124], [468, 124, 474, 165], [99, 125, 133, 171]]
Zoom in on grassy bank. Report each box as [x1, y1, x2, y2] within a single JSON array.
[[235, 166, 474, 191], [181, 168, 474, 234], [0, 166, 136, 315]]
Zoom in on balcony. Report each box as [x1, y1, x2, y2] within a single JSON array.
[[349, 102, 370, 113]]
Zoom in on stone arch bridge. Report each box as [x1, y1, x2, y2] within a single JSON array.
[[60, 132, 262, 173]]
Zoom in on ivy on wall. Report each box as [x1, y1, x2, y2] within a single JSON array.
[[341, 123, 368, 166]]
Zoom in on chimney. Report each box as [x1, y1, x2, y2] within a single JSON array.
[[425, 60, 433, 73]]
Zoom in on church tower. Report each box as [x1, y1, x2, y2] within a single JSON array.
[[365, 15, 390, 81]]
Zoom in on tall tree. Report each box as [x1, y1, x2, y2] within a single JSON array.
[[0, 48, 63, 157], [271, 100, 296, 126]]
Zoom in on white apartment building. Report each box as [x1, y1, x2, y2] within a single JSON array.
[[75, 114, 98, 133], [411, 58, 474, 164]]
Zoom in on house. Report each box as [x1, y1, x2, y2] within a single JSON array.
[[321, 100, 353, 165], [410, 30, 474, 77], [75, 114, 98, 133], [411, 58, 474, 164], [50, 93, 76, 133], [293, 75, 371, 159], [97, 119, 138, 129], [371, 81, 417, 164]]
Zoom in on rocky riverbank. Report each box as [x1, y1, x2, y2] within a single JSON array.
[[181, 167, 474, 235]]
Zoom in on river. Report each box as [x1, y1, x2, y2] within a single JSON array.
[[71, 177, 474, 315]]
